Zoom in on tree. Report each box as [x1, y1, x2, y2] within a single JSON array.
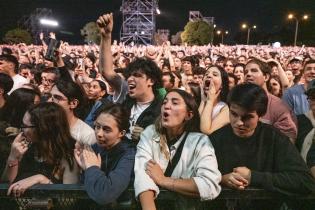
[[171, 31, 183, 45], [181, 21, 213, 46], [80, 22, 101, 45], [3, 28, 32, 44]]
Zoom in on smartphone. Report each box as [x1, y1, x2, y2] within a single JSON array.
[[44, 38, 60, 61], [77, 58, 85, 70]]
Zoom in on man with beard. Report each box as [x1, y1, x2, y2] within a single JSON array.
[[97, 13, 163, 142]]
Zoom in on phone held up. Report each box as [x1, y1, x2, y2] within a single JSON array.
[[44, 38, 61, 62]]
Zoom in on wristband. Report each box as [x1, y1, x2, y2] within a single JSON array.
[[7, 159, 19, 168]]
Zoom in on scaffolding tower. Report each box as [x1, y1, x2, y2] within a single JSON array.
[[19, 8, 53, 44], [120, 0, 159, 45], [189, 11, 215, 26]]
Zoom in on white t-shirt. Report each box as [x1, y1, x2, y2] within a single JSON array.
[[8, 74, 29, 94], [126, 102, 151, 139], [71, 119, 97, 145]]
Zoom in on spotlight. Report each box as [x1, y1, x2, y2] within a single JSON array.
[[40, 19, 58, 27]]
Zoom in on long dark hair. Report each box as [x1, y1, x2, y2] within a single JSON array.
[[155, 89, 200, 159], [206, 65, 229, 103], [5, 88, 40, 127], [28, 102, 76, 170]]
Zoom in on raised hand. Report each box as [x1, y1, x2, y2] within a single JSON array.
[[39, 32, 44, 40], [202, 79, 220, 104], [49, 32, 56, 40], [96, 13, 113, 38], [9, 133, 30, 161]]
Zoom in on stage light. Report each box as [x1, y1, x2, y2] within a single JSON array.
[[40, 19, 58, 27]]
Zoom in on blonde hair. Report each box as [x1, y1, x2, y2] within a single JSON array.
[[154, 115, 170, 160]]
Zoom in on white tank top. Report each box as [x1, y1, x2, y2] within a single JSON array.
[[211, 101, 227, 120]]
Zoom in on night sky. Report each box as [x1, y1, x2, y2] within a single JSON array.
[[1, 0, 315, 44]]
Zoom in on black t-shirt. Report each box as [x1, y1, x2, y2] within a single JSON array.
[[210, 122, 315, 196], [0, 102, 9, 122]]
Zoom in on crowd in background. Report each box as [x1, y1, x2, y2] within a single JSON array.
[[0, 12, 314, 210]]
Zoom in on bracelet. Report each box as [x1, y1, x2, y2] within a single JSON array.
[[7, 159, 19, 168]]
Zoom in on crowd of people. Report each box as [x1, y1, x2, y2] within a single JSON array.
[[0, 12, 315, 210]]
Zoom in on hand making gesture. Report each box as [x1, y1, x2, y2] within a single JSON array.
[[96, 13, 114, 38]]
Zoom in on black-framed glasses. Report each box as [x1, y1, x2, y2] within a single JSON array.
[[41, 77, 55, 84], [20, 124, 36, 130]]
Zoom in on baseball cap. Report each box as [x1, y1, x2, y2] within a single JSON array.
[[289, 56, 303, 63]]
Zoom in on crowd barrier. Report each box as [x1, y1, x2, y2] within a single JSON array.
[[0, 184, 314, 210]]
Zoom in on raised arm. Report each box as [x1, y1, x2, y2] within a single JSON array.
[[267, 58, 289, 90], [97, 13, 123, 93], [1, 133, 29, 183], [39, 32, 47, 48], [199, 80, 229, 135]]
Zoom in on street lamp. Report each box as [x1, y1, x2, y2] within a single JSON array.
[[216, 30, 229, 44], [288, 13, 309, 46], [241, 24, 256, 45]]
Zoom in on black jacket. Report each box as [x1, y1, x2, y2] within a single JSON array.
[[123, 94, 163, 129]]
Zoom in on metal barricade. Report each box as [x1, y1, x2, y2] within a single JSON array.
[[0, 184, 314, 210]]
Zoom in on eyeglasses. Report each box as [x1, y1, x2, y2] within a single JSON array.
[[41, 77, 55, 84], [50, 94, 68, 103], [20, 124, 36, 131]]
